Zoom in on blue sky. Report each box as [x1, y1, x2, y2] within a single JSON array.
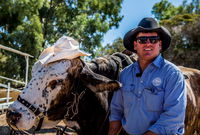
[[102, 0, 184, 46]]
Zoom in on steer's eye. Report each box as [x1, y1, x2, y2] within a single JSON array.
[[49, 79, 63, 90]]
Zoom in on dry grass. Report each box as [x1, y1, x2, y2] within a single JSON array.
[[0, 89, 21, 103], [0, 90, 62, 135], [0, 89, 59, 135], [0, 114, 76, 135], [0, 89, 76, 135]]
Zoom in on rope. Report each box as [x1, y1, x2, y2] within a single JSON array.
[[10, 126, 31, 135], [64, 91, 85, 120]]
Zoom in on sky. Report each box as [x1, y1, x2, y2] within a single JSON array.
[[102, 0, 184, 46]]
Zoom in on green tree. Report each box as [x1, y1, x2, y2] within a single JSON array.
[[96, 37, 124, 57], [152, 0, 178, 20], [152, 0, 200, 69], [0, 0, 123, 82], [152, 0, 200, 20], [152, 0, 200, 50], [160, 14, 200, 49]]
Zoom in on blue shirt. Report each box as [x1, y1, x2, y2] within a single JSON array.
[[109, 54, 187, 135]]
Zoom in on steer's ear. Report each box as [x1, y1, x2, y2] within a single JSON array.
[[80, 64, 121, 92]]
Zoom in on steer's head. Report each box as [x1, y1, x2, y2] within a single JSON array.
[[6, 58, 120, 130]]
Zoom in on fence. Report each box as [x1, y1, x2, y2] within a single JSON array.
[[0, 44, 33, 113], [0, 83, 13, 113]]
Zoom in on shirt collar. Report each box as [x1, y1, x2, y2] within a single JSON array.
[[133, 54, 164, 69], [152, 54, 164, 68], [132, 61, 141, 73]]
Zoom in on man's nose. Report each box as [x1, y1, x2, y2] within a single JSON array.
[[6, 109, 22, 126], [144, 39, 152, 46]]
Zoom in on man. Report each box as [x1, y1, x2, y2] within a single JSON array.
[[108, 17, 187, 135]]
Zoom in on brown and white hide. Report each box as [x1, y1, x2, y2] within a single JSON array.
[[6, 58, 121, 131], [179, 66, 200, 135]]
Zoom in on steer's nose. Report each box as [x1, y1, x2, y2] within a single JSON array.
[[6, 109, 22, 126]]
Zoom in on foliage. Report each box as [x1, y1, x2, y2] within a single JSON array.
[[152, 0, 200, 50], [152, 0, 200, 69], [152, 0, 178, 20], [152, 0, 200, 20], [165, 14, 200, 51], [96, 37, 125, 57], [0, 0, 123, 83]]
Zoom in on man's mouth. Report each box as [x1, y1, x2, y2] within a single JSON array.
[[144, 48, 152, 51]]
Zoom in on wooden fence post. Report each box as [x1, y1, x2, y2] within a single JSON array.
[[6, 83, 11, 103]]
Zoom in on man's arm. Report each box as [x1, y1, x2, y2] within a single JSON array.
[[143, 131, 158, 135], [109, 83, 124, 135], [108, 121, 122, 135], [109, 71, 125, 135]]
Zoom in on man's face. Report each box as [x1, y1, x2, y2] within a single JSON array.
[[133, 32, 162, 62]]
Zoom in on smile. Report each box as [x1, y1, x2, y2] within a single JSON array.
[[144, 48, 152, 51]]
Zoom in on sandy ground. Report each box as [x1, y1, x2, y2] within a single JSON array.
[[0, 90, 77, 135], [0, 113, 77, 135], [0, 114, 67, 135], [0, 90, 20, 104]]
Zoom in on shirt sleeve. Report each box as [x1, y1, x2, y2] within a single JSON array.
[[109, 75, 124, 121], [149, 71, 187, 135]]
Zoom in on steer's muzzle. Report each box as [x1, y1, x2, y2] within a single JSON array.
[[6, 109, 22, 127]]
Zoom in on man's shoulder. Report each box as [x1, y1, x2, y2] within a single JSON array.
[[118, 64, 135, 84], [118, 63, 135, 80], [121, 63, 135, 74], [162, 59, 181, 73]]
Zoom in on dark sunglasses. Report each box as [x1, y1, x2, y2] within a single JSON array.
[[136, 36, 160, 44]]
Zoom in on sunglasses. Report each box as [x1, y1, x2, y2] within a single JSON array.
[[136, 36, 160, 44]]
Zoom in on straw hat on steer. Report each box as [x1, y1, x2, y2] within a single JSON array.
[[123, 17, 171, 52], [39, 36, 91, 65]]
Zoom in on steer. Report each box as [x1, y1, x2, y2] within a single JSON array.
[[6, 52, 133, 135], [178, 66, 200, 135]]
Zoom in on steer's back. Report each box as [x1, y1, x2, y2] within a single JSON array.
[[179, 66, 200, 135]]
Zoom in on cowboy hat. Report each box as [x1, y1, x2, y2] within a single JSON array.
[[39, 36, 91, 65], [123, 17, 171, 52]]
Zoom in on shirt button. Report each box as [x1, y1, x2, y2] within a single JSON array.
[[138, 91, 141, 94], [140, 80, 143, 83]]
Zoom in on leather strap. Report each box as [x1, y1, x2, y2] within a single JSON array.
[[17, 96, 41, 116]]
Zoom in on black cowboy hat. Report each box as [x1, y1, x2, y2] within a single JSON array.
[[123, 17, 171, 52]]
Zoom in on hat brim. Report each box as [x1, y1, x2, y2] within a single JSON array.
[[123, 26, 171, 52], [39, 50, 91, 65]]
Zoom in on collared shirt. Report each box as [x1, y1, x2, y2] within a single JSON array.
[[109, 54, 187, 135]]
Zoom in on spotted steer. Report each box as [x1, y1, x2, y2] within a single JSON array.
[[6, 52, 200, 135], [6, 52, 133, 135]]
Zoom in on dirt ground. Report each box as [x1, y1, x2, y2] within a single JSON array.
[[0, 114, 77, 135], [0, 90, 77, 135], [0, 90, 20, 104]]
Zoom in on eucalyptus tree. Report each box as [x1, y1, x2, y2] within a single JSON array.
[[0, 0, 123, 82], [152, 0, 200, 69], [96, 37, 124, 57]]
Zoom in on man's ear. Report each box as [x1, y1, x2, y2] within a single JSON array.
[[80, 64, 121, 93], [133, 41, 137, 51], [159, 40, 162, 51]]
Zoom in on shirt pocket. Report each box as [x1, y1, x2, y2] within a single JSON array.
[[143, 86, 164, 112], [122, 85, 135, 115]]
